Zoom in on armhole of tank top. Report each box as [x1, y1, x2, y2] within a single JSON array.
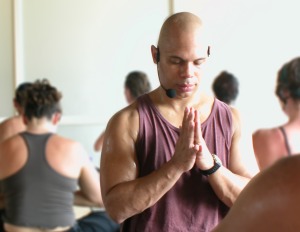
[[279, 126, 292, 156], [218, 100, 234, 139]]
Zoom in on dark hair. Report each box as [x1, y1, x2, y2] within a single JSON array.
[[276, 57, 300, 104], [24, 79, 62, 120], [212, 71, 239, 105], [14, 82, 32, 108], [124, 71, 151, 99]]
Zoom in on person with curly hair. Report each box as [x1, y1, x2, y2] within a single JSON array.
[[0, 79, 118, 232]]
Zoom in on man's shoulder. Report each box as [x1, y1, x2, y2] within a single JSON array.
[[112, 102, 139, 120], [107, 103, 139, 132]]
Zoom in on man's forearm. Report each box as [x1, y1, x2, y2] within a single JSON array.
[[103, 159, 184, 224], [208, 167, 250, 207]]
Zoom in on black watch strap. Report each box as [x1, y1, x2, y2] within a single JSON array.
[[201, 154, 222, 176]]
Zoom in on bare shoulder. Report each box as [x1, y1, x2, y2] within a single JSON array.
[[49, 134, 86, 157], [47, 134, 89, 167], [100, 102, 140, 193], [105, 103, 139, 143], [249, 155, 300, 196], [227, 106, 241, 137], [228, 105, 241, 123], [252, 126, 286, 170], [252, 127, 282, 153], [0, 135, 27, 179], [47, 134, 90, 178], [213, 155, 300, 231], [253, 127, 281, 141], [0, 134, 25, 154], [0, 116, 25, 143]]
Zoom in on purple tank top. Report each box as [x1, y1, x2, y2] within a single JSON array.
[[122, 95, 232, 232]]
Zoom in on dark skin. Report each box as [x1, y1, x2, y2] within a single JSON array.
[[100, 12, 251, 224]]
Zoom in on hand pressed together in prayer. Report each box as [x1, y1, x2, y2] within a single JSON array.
[[172, 107, 215, 173]]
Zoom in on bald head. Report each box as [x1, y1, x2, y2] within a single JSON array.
[[158, 12, 204, 48]]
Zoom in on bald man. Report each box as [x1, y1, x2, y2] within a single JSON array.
[[212, 155, 300, 232], [100, 12, 252, 232]]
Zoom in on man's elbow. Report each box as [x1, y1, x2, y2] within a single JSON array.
[[104, 198, 136, 224], [105, 206, 127, 224]]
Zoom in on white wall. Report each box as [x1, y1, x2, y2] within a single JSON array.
[[19, 0, 169, 165], [173, 0, 300, 174], [1, 0, 300, 172], [0, 0, 14, 115], [174, 0, 300, 129]]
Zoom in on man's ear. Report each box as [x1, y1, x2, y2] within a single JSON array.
[[207, 46, 211, 57], [151, 45, 159, 64]]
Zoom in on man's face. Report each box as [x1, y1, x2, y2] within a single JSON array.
[[157, 30, 209, 99]]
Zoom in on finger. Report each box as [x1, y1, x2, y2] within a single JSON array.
[[187, 107, 195, 145], [193, 143, 202, 152], [181, 107, 195, 146], [195, 109, 202, 133], [194, 109, 202, 145], [181, 107, 189, 133], [179, 107, 189, 140]]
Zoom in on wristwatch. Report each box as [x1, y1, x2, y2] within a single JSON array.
[[201, 154, 222, 176]]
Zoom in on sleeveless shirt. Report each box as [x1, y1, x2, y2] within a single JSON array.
[[279, 127, 292, 156], [1, 132, 77, 228], [121, 95, 232, 232]]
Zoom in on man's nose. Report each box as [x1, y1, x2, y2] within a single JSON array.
[[180, 62, 194, 78]]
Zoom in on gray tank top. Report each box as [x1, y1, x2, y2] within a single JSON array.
[[121, 95, 232, 232], [1, 132, 77, 228]]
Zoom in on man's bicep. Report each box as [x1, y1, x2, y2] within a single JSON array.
[[100, 115, 138, 197], [228, 109, 252, 177]]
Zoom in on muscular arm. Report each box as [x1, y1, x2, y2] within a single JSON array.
[[197, 107, 252, 207], [100, 106, 198, 223]]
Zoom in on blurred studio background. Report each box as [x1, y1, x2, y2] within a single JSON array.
[[1, 0, 300, 174]]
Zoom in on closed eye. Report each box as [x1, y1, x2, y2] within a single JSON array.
[[170, 57, 183, 64], [194, 58, 206, 66]]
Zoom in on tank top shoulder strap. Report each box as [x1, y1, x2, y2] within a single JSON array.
[[279, 126, 292, 156]]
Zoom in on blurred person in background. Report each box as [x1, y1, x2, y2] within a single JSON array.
[[212, 70, 239, 105], [253, 57, 300, 170], [0, 82, 32, 143], [0, 79, 118, 232], [94, 71, 151, 152]]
